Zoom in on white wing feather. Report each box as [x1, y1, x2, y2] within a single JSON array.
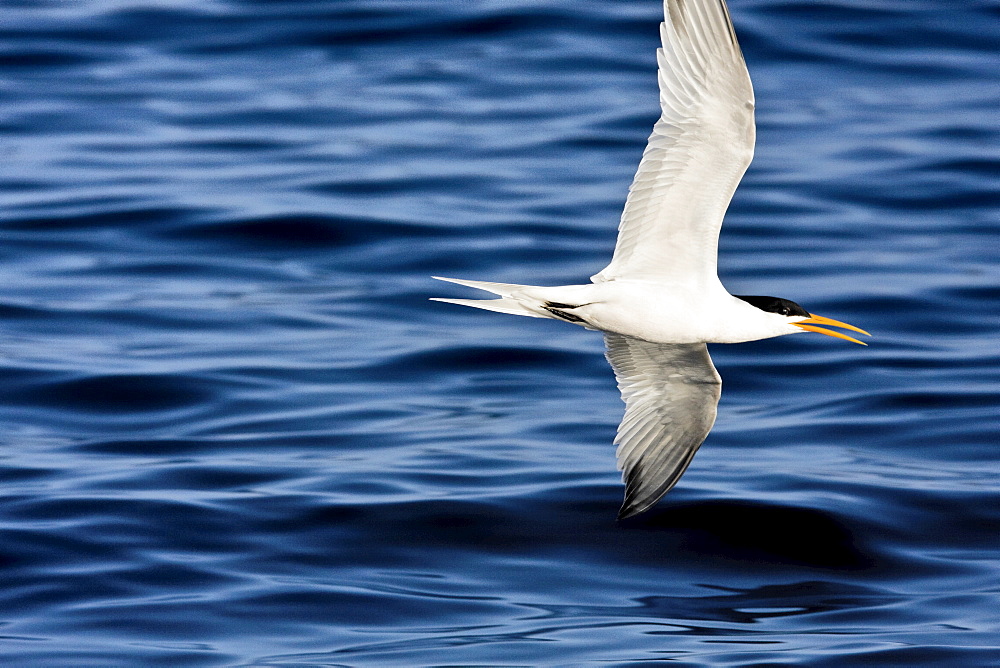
[[593, 0, 755, 285], [604, 333, 722, 519]]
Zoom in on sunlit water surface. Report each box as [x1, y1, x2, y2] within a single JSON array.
[[1, 0, 998, 665]]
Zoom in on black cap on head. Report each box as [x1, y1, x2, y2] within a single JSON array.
[[734, 295, 809, 317]]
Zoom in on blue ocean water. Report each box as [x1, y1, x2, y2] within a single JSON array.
[[1, 0, 998, 664]]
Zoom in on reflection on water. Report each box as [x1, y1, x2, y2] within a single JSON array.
[[0, 0, 998, 664]]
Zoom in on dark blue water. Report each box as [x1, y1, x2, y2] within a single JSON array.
[[1, 0, 998, 664]]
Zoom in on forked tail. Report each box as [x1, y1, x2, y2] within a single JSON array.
[[430, 276, 549, 318]]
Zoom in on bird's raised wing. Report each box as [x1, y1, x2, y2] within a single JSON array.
[[593, 0, 755, 285], [604, 333, 722, 519]]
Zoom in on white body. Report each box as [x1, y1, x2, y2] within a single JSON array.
[[503, 280, 799, 344]]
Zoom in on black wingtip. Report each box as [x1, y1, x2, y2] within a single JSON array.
[[617, 502, 644, 521]]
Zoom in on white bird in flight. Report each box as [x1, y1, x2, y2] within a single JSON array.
[[432, 0, 869, 519]]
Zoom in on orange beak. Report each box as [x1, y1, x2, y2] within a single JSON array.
[[793, 314, 871, 346]]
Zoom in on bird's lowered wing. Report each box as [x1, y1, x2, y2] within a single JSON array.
[[604, 333, 722, 519], [593, 0, 755, 286]]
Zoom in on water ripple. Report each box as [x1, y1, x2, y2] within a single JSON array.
[[0, 0, 998, 664]]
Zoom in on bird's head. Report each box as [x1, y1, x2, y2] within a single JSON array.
[[734, 295, 870, 345]]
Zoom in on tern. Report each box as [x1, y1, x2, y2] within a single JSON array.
[[432, 0, 869, 519]]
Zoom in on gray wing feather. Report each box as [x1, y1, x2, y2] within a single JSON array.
[[604, 333, 722, 519], [592, 0, 755, 285]]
